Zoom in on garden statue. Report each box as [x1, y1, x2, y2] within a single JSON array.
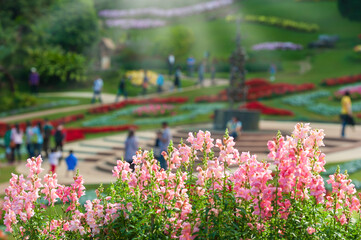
[[214, 16, 259, 131], [227, 17, 248, 109]]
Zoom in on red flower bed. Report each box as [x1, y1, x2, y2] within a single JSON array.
[[321, 74, 361, 86], [65, 125, 138, 142], [240, 101, 294, 116], [195, 78, 315, 103], [0, 122, 7, 137], [89, 97, 188, 114]]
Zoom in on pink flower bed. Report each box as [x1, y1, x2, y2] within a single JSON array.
[[3, 123, 361, 238], [335, 84, 361, 99], [133, 104, 175, 117]]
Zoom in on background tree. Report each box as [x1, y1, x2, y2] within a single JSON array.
[[0, 0, 99, 95], [338, 0, 361, 21], [46, 0, 99, 53], [0, 0, 59, 93], [155, 26, 195, 60]]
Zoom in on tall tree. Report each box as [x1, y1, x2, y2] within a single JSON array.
[[46, 0, 99, 53], [0, 0, 59, 93], [338, 0, 361, 21]]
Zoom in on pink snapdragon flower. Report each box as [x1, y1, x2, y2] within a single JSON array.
[[307, 227, 315, 234]]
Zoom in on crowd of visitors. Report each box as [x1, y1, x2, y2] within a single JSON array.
[[3, 120, 71, 174], [124, 122, 172, 171]]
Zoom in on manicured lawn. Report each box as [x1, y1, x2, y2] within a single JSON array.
[[0, 166, 17, 184]]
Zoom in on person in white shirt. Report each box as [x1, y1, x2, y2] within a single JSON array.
[[11, 123, 23, 162], [25, 121, 34, 158], [91, 76, 104, 103], [48, 148, 62, 174], [168, 54, 175, 76]]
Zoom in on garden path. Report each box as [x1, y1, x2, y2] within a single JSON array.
[[1, 120, 360, 195], [0, 78, 228, 123]]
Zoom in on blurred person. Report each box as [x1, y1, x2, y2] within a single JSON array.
[[168, 54, 175, 76], [158, 122, 171, 170], [48, 148, 61, 174], [187, 56, 195, 77], [91, 76, 103, 103], [210, 59, 217, 85], [156, 73, 164, 93], [25, 121, 34, 158], [124, 129, 138, 170], [115, 75, 128, 102], [142, 69, 149, 95], [65, 150, 78, 177], [43, 118, 53, 158], [340, 91, 354, 138], [153, 130, 162, 159], [32, 122, 43, 157], [4, 125, 12, 163], [174, 66, 182, 90], [54, 125, 65, 152], [204, 50, 210, 72], [29, 67, 40, 95], [269, 63, 277, 82], [11, 123, 23, 163], [227, 117, 242, 140], [198, 61, 205, 87]]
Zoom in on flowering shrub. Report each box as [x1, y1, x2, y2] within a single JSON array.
[[283, 90, 331, 106], [99, 0, 233, 18], [99, 0, 233, 29], [335, 84, 361, 100], [240, 101, 294, 116], [3, 123, 361, 238], [88, 97, 188, 114], [252, 42, 303, 51], [195, 79, 315, 103], [321, 74, 361, 86], [105, 19, 166, 29], [133, 104, 175, 117], [126, 70, 159, 85], [283, 90, 361, 116], [226, 14, 319, 32], [65, 125, 137, 142]]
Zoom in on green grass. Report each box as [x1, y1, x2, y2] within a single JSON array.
[[0, 166, 17, 184]]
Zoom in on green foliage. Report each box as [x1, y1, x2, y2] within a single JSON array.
[[348, 52, 361, 62], [26, 47, 87, 83], [0, 0, 59, 26], [338, 0, 361, 21], [0, 92, 36, 112], [155, 26, 195, 59], [46, 0, 99, 53]]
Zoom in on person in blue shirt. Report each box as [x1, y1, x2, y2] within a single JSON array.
[[227, 117, 242, 140], [65, 150, 78, 177], [156, 74, 164, 93], [32, 122, 43, 157], [187, 56, 195, 77]]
